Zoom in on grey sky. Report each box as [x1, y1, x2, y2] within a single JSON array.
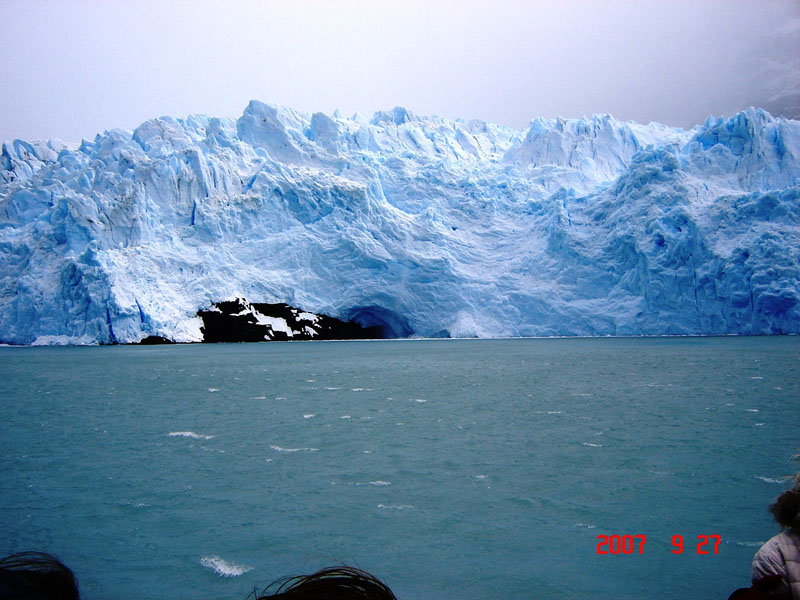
[[1, 0, 798, 142]]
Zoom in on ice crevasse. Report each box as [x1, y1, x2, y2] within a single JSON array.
[[0, 101, 798, 344]]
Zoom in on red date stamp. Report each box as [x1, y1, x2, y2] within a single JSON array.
[[596, 534, 721, 554]]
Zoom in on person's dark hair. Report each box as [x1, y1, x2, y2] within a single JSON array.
[[0, 552, 80, 600], [770, 489, 800, 531], [255, 566, 397, 600]]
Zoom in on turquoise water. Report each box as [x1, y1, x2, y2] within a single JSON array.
[[1, 337, 798, 599]]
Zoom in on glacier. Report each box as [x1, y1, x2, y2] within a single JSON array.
[[0, 101, 798, 344]]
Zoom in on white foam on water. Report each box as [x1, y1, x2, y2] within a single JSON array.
[[369, 480, 391, 486], [352, 388, 365, 391], [377, 504, 414, 510], [727, 540, 764, 547], [582, 443, 603, 447], [412, 398, 426, 403], [122, 500, 151, 508], [746, 408, 759, 412], [270, 445, 319, 452], [306, 379, 315, 382], [251, 396, 266, 400], [208, 388, 219, 392], [341, 415, 351, 419], [168, 431, 214, 440], [575, 523, 597, 529], [325, 387, 341, 390], [303, 414, 316, 419], [755, 422, 766, 426], [750, 376, 764, 380], [755, 476, 787, 484], [474, 475, 488, 480], [648, 470, 674, 476], [200, 556, 253, 577]]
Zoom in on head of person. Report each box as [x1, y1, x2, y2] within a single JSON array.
[[770, 488, 800, 533], [0, 552, 80, 600], [255, 566, 397, 600]]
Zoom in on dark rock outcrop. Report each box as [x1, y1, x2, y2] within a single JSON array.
[[138, 335, 175, 345], [198, 298, 389, 342]]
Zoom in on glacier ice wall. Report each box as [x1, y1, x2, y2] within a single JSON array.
[[0, 102, 798, 344]]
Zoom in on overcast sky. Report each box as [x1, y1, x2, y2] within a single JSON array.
[[1, 0, 798, 142]]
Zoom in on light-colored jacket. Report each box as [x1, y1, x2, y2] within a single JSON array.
[[752, 529, 800, 599]]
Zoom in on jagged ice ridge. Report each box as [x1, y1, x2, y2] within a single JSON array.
[[0, 102, 799, 344]]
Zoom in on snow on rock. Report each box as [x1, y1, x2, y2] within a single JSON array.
[[0, 101, 798, 344]]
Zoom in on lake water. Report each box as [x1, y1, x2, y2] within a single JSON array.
[[1, 337, 798, 599]]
